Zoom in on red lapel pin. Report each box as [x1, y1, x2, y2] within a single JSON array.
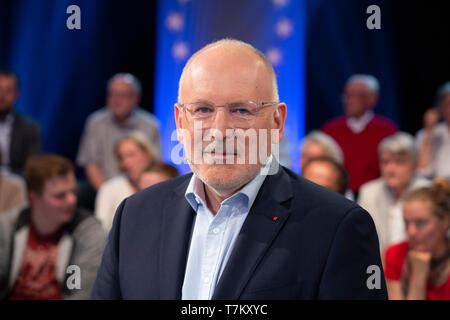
[[272, 216, 278, 221]]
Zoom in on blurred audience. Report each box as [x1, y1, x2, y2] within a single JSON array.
[[95, 133, 155, 232], [299, 130, 343, 170], [76, 73, 162, 191], [301, 156, 349, 196], [0, 149, 27, 213], [0, 154, 105, 300], [416, 81, 450, 180], [384, 178, 450, 300], [138, 162, 180, 190], [358, 132, 430, 256], [322, 74, 397, 194], [0, 70, 41, 175]]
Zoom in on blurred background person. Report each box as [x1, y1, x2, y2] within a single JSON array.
[[299, 130, 343, 170], [0, 70, 41, 175], [95, 133, 155, 232], [0, 154, 105, 300], [301, 156, 349, 196], [384, 179, 450, 300], [76, 73, 162, 210], [358, 132, 430, 256], [416, 81, 450, 180], [0, 149, 27, 213], [137, 162, 180, 191], [322, 74, 397, 195]]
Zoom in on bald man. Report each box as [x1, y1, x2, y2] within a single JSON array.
[[92, 39, 387, 300]]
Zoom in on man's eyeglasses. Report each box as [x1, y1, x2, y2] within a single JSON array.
[[178, 100, 278, 127]]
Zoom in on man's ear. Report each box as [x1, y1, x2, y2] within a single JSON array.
[[174, 104, 184, 143], [134, 94, 142, 107], [272, 103, 287, 144], [28, 191, 39, 207], [368, 93, 379, 108], [443, 216, 450, 231]]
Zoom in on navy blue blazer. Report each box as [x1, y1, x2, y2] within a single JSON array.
[[92, 166, 388, 299]]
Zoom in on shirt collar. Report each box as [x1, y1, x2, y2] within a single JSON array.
[[0, 112, 14, 125], [185, 155, 274, 213], [107, 106, 139, 127], [347, 110, 374, 133]]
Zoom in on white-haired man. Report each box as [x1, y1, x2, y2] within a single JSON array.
[[322, 74, 397, 193], [358, 132, 430, 257]]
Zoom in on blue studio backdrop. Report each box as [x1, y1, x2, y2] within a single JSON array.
[[2, 0, 445, 176], [154, 0, 306, 174]]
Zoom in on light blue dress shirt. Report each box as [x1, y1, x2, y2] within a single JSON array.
[[181, 159, 273, 300]]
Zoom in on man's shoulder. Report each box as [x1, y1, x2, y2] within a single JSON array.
[[13, 112, 40, 130], [321, 116, 347, 131], [370, 114, 397, 131], [135, 108, 160, 127], [359, 177, 385, 194], [69, 208, 104, 236], [85, 107, 109, 124]]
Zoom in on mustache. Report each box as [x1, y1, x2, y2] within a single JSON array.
[[201, 143, 242, 155], [200, 137, 247, 156]]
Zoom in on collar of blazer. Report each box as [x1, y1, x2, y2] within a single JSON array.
[[159, 162, 294, 299]]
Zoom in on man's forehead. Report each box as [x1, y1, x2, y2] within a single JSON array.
[[193, 44, 266, 70], [43, 173, 75, 192], [109, 78, 134, 90], [0, 75, 17, 85], [181, 50, 271, 96]]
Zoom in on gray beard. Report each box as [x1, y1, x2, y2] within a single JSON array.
[[190, 164, 259, 197]]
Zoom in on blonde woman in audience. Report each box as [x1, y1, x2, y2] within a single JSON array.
[[384, 178, 450, 299], [95, 133, 154, 232]]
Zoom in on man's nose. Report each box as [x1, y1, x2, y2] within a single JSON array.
[[67, 191, 77, 206], [211, 107, 233, 134]]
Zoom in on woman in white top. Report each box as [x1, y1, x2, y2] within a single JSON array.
[[95, 132, 154, 232]]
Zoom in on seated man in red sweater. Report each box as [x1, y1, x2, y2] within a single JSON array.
[[321, 74, 397, 193]]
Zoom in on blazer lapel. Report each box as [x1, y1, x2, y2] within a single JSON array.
[[212, 167, 293, 300], [159, 175, 196, 299]]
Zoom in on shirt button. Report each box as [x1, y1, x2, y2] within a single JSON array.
[[212, 227, 220, 234], [204, 277, 210, 284]]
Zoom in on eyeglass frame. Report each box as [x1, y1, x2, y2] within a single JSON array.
[[176, 100, 279, 127]]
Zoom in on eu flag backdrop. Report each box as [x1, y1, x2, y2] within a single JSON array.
[[154, 0, 306, 174]]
